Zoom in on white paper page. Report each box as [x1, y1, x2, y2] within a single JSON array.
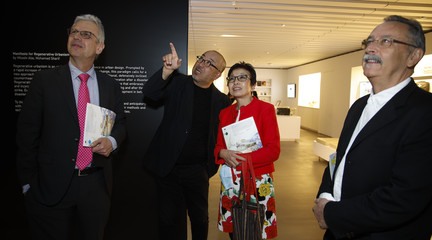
[[222, 117, 262, 153], [83, 103, 116, 147]]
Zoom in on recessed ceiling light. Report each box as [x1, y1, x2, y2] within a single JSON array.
[[221, 34, 241, 37]]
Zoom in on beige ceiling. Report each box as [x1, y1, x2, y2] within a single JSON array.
[[188, 0, 432, 69]]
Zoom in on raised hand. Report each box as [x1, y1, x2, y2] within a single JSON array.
[[162, 42, 182, 80]]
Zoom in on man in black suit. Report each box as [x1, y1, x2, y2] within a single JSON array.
[[16, 14, 126, 240], [313, 15, 432, 239], [142, 43, 231, 239]]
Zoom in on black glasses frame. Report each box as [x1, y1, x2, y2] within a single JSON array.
[[67, 28, 99, 42], [226, 74, 249, 84], [361, 38, 417, 50], [196, 55, 220, 72]]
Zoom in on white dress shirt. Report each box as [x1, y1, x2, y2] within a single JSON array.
[[320, 78, 411, 202], [68, 61, 117, 151], [69, 61, 99, 106]]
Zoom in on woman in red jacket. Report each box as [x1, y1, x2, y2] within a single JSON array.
[[214, 62, 280, 239]]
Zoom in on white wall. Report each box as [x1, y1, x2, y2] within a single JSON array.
[[283, 51, 364, 137], [219, 50, 365, 137]]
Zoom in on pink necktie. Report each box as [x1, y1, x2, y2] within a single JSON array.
[[76, 73, 93, 170]]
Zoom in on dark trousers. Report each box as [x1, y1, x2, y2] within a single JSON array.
[[25, 170, 110, 240], [156, 164, 209, 240]]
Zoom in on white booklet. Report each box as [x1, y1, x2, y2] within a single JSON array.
[[222, 116, 262, 153], [83, 103, 116, 147]]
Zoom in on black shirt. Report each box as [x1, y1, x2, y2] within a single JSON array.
[[176, 83, 212, 165]]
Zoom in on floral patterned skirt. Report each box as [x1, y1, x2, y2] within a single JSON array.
[[217, 168, 277, 239]]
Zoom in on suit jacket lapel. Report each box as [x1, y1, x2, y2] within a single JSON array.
[[346, 79, 417, 155], [349, 101, 397, 151], [59, 65, 80, 127], [209, 84, 218, 127], [336, 96, 367, 166], [97, 72, 108, 108]]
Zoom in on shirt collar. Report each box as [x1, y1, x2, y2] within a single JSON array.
[[235, 96, 257, 111], [68, 61, 96, 81], [368, 77, 411, 107]]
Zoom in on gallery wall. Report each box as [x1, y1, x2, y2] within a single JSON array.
[[254, 32, 432, 138], [284, 50, 364, 137], [287, 31, 432, 137]]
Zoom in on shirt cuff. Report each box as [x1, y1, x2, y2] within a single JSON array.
[[106, 136, 118, 151], [22, 184, 30, 194], [318, 192, 337, 201]]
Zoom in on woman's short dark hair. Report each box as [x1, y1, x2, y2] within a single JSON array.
[[227, 61, 257, 86]]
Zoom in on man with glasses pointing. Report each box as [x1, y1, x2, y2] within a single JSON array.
[[142, 43, 231, 239], [313, 15, 432, 240]]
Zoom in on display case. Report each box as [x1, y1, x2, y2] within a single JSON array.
[[255, 79, 272, 103]]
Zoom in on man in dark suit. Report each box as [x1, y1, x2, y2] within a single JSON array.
[[16, 14, 126, 240], [313, 15, 432, 240], [142, 43, 231, 239]]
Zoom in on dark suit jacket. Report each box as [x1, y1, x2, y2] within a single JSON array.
[[142, 68, 231, 178], [16, 64, 126, 206], [317, 79, 432, 240]]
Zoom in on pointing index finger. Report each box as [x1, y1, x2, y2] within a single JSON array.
[[169, 42, 178, 57]]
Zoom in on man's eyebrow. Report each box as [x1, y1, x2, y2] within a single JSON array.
[[203, 53, 216, 63]]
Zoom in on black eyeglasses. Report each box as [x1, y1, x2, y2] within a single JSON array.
[[227, 74, 249, 84], [196, 55, 220, 72], [361, 38, 417, 50], [67, 28, 99, 42]]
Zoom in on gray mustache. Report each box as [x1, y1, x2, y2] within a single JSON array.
[[363, 54, 382, 64]]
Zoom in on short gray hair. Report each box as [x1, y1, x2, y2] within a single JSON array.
[[384, 15, 425, 52], [73, 14, 105, 44]]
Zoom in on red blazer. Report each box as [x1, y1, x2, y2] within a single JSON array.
[[214, 97, 280, 175]]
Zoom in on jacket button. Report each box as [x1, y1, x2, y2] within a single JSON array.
[[74, 138, 79, 142], [72, 158, 76, 162]]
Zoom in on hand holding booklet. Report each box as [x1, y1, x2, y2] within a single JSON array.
[[83, 103, 116, 147], [220, 117, 262, 189], [222, 117, 263, 153]]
